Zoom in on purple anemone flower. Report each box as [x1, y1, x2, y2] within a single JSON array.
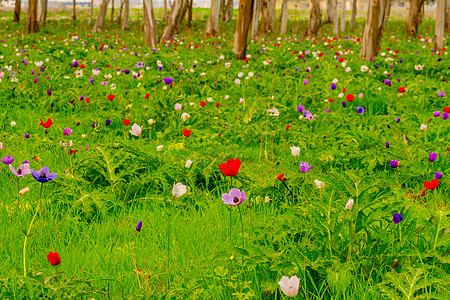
[[63, 127, 73, 136], [222, 188, 246, 206], [106, 119, 112, 126], [393, 213, 404, 224], [390, 160, 399, 168], [437, 91, 446, 97], [2, 156, 14, 164], [47, 89, 52, 96], [429, 152, 437, 162], [386, 142, 390, 148], [356, 107, 365, 114], [297, 105, 305, 113], [30, 167, 58, 183], [136, 221, 143, 232], [330, 83, 337, 90], [396, 118, 400, 123], [434, 172, 443, 179], [342, 101, 347, 108], [433, 111, 441, 117], [163, 77, 173, 85], [443, 112, 449, 120], [9, 163, 31, 177], [300, 162, 311, 173]]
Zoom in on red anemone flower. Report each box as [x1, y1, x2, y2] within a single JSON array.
[[107, 94, 115, 101], [219, 158, 241, 177], [39, 118, 53, 128], [277, 173, 287, 181], [399, 87, 406, 93], [183, 129, 191, 137], [123, 119, 130, 126], [200, 101, 207, 107], [346, 94, 354, 102], [424, 179, 439, 190], [47, 251, 61, 266], [68, 150, 78, 155]]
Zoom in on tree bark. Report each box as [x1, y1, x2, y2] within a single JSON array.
[[233, 0, 254, 58], [73, 0, 77, 21], [446, 0, 450, 33], [359, 0, 387, 60], [325, 0, 332, 23], [28, 0, 38, 33], [259, 0, 270, 33], [222, 0, 233, 22], [333, 0, 338, 33], [164, 0, 167, 21], [350, 0, 356, 29], [340, 0, 346, 32], [382, 0, 391, 31], [14, 0, 21, 23], [280, 0, 288, 34], [268, 0, 275, 30], [435, 0, 445, 50], [144, 0, 158, 48], [89, 0, 94, 25], [93, 0, 110, 32], [188, 0, 193, 27], [116, 0, 125, 24], [251, 0, 260, 39], [159, 0, 188, 43], [407, 0, 425, 36], [111, 0, 114, 22], [206, 0, 222, 37], [122, 0, 129, 29], [305, 0, 321, 37], [39, 0, 47, 26]]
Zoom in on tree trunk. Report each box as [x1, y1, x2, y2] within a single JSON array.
[[144, 0, 158, 47], [382, 0, 391, 31], [233, 0, 254, 58], [73, 0, 77, 21], [188, 0, 193, 27], [436, 0, 445, 50], [39, 0, 47, 26], [259, 0, 269, 33], [446, 0, 450, 33], [268, 0, 275, 30], [28, 0, 38, 33], [340, 0, 346, 32], [278, 0, 284, 22], [163, 0, 167, 21], [111, 0, 114, 22], [305, 0, 320, 38], [14, 0, 21, 23], [280, 0, 288, 34], [350, 0, 356, 29], [159, 0, 188, 43], [333, 0, 338, 33], [407, 0, 424, 36], [359, 0, 387, 60], [325, 0, 332, 23], [89, 0, 94, 25], [251, 0, 260, 39], [222, 0, 233, 22], [116, 0, 125, 23], [122, 0, 129, 29], [93, 0, 110, 32], [206, 0, 222, 37]]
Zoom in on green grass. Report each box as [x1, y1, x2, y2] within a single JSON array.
[[0, 9, 449, 299]]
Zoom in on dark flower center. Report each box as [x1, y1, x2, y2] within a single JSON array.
[[39, 173, 47, 179], [233, 196, 240, 204], [17, 169, 22, 174]]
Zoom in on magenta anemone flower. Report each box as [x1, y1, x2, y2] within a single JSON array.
[[299, 162, 311, 173], [63, 128, 73, 136], [136, 221, 143, 232], [9, 163, 31, 177], [393, 213, 404, 224], [429, 152, 437, 162], [390, 160, 399, 168], [30, 167, 58, 183], [1, 156, 14, 164], [163, 77, 173, 85], [222, 188, 246, 206]]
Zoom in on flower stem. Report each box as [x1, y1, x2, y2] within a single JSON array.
[[23, 183, 43, 278], [167, 200, 172, 290]]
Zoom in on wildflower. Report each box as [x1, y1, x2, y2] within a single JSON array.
[[0, 142, 2, 150], [181, 113, 190, 121], [136, 221, 143, 232], [19, 187, 30, 195], [437, 91, 446, 97], [420, 124, 427, 131], [290, 146, 300, 157], [219, 158, 241, 177], [393, 213, 404, 224], [398, 87, 406, 93], [63, 128, 72, 136], [130, 124, 143, 137], [278, 275, 299, 297], [9, 163, 30, 177], [163, 77, 173, 85], [314, 179, 325, 189], [434, 172, 443, 179], [91, 122, 98, 128], [414, 64, 424, 70], [156, 145, 164, 151], [11, 122, 16, 126], [24, 134, 30, 139], [123, 119, 130, 126], [330, 83, 337, 90], [424, 178, 439, 190], [386, 142, 390, 148], [433, 111, 441, 117], [345, 198, 354, 210], [356, 107, 364, 114], [342, 101, 346, 107], [106, 119, 112, 126], [183, 129, 191, 137], [222, 188, 246, 206], [390, 160, 399, 168], [31, 167, 58, 183], [175, 103, 182, 111], [443, 112, 449, 120], [107, 94, 115, 101], [1, 156, 14, 164], [277, 173, 287, 181], [346, 94, 354, 102], [47, 251, 61, 266], [429, 152, 437, 162], [297, 105, 305, 113], [172, 182, 187, 198], [267, 108, 279, 116], [148, 119, 155, 125], [299, 162, 311, 173], [185, 159, 193, 168]]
